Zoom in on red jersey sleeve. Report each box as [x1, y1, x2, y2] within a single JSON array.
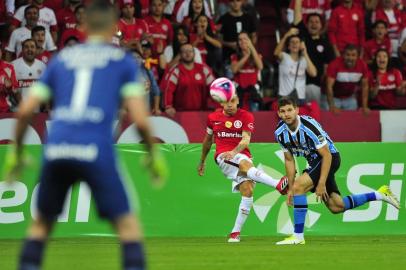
[[327, 9, 338, 45], [326, 59, 338, 79], [206, 113, 213, 134], [360, 59, 369, 77], [160, 67, 178, 108], [394, 69, 403, 86], [242, 111, 255, 133]]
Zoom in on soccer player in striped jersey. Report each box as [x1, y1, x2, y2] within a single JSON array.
[[274, 96, 400, 245], [198, 93, 288, 243], [4, 1, 167, 269]]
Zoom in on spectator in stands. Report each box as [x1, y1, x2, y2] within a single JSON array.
[[117, 0, 150, 52], [5, 5, 56, 62], [287, 0, 331, 25], [190, 14, 222, 73], [31, 25, 55, 64], [231, 31, 263, 111], [324, 44, 370, 114], [328, 0, 365, 57], [173, 0, 212, 23], [56, 0, 83, 34], [217, 0, 257, 62], [395, 39, 406, 77], [140, 39, 165, 81], [274, 28, 317, 105], [133, 48, 162, 115], [160, 43, 215, 117], [363, 20, 392, 64], [293, 0, 335, 105], [11, 39, 46, 111], [0, 0, 15, 45], [59, 4, 86, 48], [372, 0, 404, 58], [163, 24, 203, 68], [10, 0, 58, 42], [144, 0, 173, 58], [0, 49, 18, 113], [181, 0, 216, 34], [368, 48, 405, 109]]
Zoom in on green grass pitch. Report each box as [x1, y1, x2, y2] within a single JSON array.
[[1, 236, 406, 270]]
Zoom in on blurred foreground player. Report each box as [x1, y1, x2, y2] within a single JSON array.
[[274, 96, 400, 245], [3, 1, 168, 269], [198, 92, 288, 243]]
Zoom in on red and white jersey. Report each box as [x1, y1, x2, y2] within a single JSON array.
[[207, 108, 254, 159], [12, 5, 58, 32], [11, 57, 46, 101], [140, 0, 150, 17], [328, 4, 365, 52], [287, 0, 331, 24], [190, 34, 208, 63], [56, 6, 77, 33], [327, 56, 368, 98], [160, 62, 214, 110], [372, 7, 404, 56], [144, 16, 173, 56], [0, 0, 15, 25], [117, 18, 149, 42], [36, 50, 53, 64], [363, 37, 392, 63], [230, 54, 261, 88], [0, 61, 18, 112], [5, 26, 57, 56], [368, 68, 403, 109]]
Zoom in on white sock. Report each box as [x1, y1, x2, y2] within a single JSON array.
[[231, 196, 253, 233], [375, 191, 383, 200], [247, 167, 278, 188], [294, 232, 304, 240]]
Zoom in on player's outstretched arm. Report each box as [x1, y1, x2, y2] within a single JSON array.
[[198, 133, 213, 176], [125, 96, 168, 188]]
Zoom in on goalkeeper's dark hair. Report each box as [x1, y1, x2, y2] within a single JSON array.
[[85, 0, 118, 32], [278, 96, 298, 108]]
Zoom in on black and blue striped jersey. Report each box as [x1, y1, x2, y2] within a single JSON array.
[[274, 115, 338, 162]]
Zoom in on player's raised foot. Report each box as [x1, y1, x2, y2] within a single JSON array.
[[378, 185, 400, 209], [228, 232, 240, 243], [276, 176, 289, 195], [276, 235, 305, 245]]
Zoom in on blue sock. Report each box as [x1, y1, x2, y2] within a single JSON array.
[[19, 239, 45, 270], [343, 192, 377, 210], [122, 242, 145, 270], [293, 195, 308, 234]]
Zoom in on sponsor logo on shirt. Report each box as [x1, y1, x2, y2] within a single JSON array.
[[248, 123, 254, 130], [352, 14, 358, 21], [234, 120, 242, 128], [195, 73, 202, 80], [225, 121, 232, 128], [217, 131, 243, 138]]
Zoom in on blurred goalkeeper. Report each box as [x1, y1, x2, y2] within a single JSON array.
[[3, 1, 167, 270]]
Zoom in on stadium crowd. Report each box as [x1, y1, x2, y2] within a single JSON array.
[[1, 0, 406, 117]]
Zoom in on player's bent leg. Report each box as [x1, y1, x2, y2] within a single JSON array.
[[325, 193, 346, 214], [239, 159, 288, 194], [276, 174, 313, 245], [229, 180, 254, 243], [19, 216, 54, 270], [114, 213, 146, 270]]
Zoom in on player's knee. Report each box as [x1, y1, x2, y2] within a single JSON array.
[[239, 181, 254, 197], [238, 160, 252, 174], [292, 182, 306, 195]]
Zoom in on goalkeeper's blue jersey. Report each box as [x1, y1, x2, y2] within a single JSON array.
[[36, 41, 142, 161]]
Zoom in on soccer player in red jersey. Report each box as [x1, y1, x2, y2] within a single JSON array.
[[197, 93, 288, 243]]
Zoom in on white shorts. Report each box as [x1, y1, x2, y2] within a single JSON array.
[[216, 153, 255, 193]]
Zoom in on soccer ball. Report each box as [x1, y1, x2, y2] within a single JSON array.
[[209, 77, 236, 103]]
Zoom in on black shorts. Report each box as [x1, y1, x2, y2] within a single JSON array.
[[304, 153, 341, 195]]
